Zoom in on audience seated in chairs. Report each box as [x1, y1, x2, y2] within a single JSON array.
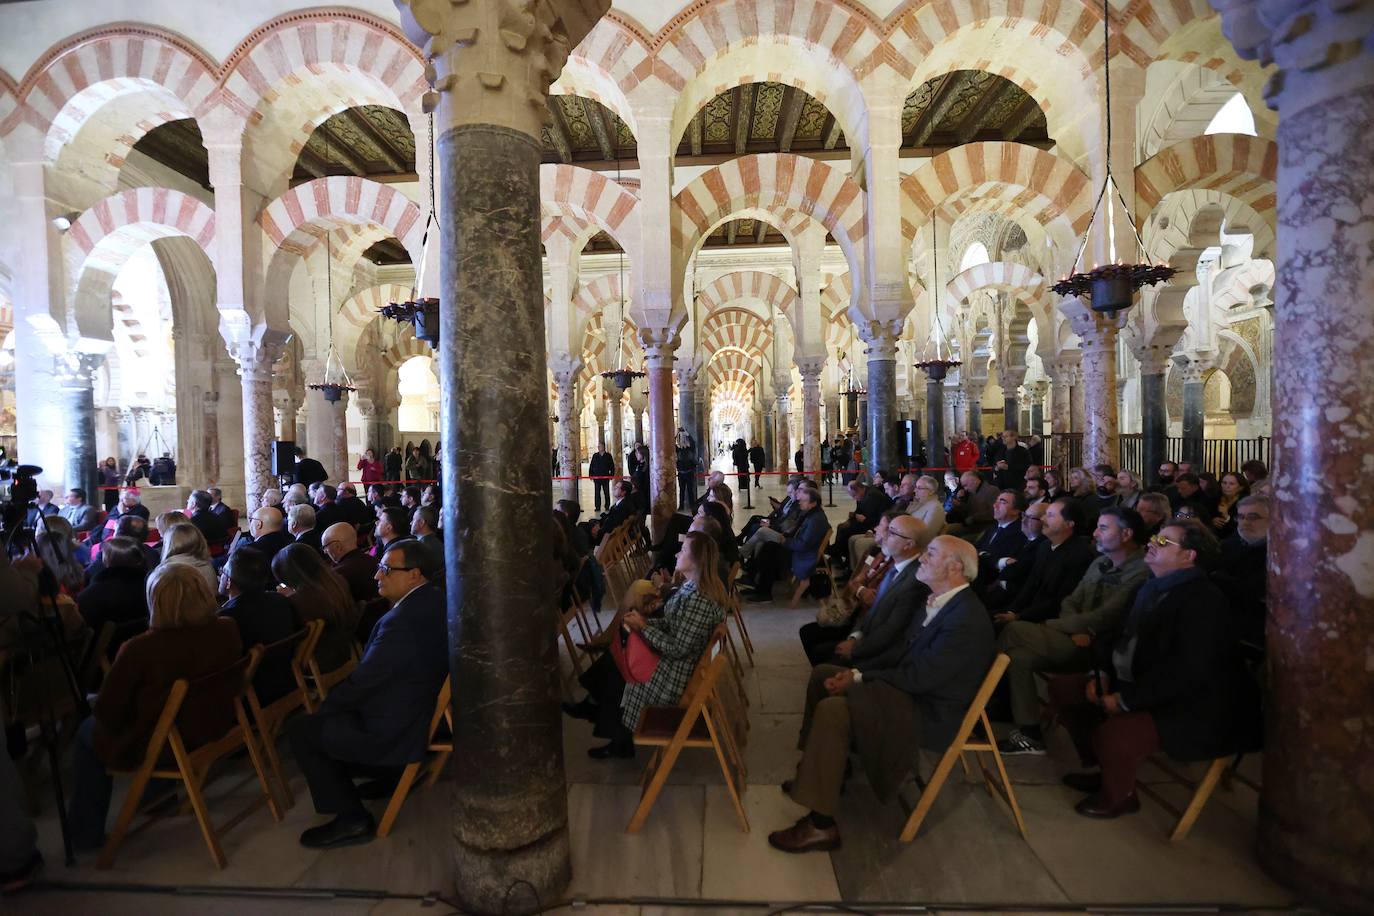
[[738, 477, 803, 558], [804, 515, 933, 668], [1210, 494, 1269, 648], [991, 498, 1096, 628], [287, 540, 448, 849], [271, 544, 358, 675], [943, 471, 998, 541], [564, 532, 729, 760], [76, 536, 150, 661], [996, 506, 1150, 756], [86, 515, 160, 576], [186, 489, 232, 549], [827, 480, 892, 574], [906, 475, 947, 535], [596, 479, 636, 546], [321, 522, 379, 603], [66, 562, 242, 851], [288, 504, 323, 553], [409, 506, 444, 585], [160, 523, 218, 594], [769, 536, 994, 853], [797, 511, 899, 664], [1050, 519, 1260, 819], [219, 548, 300, 705], [239, 506, 292, 563], [979, 500, 1046, 609], [740, 485, 831, 601]]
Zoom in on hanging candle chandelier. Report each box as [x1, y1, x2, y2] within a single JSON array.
[[914, 221, 962, 381], [307, 126, 356, 404], [382, 113, 440, 344], [1050, 0, 1175, 314], [599, 153, 644, 391]]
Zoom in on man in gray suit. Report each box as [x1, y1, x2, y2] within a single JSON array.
[[770, 536, 995, 853], [823, 515, 932, 668]]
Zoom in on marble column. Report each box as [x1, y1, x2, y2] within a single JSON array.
[[276, 392, 299, 443], [57, 352, 105, 499], [774, 393, 791, 475], [924, 375, 945, 470], [593, 399, 607, 453], [203, 390, 221, 484], [675, 366, 695, 450], [798, 356, 824, 477], [329, 389, 350, 486], [1069, 376, 1085, 434], [552, 366, 580, 501], [605, 382, 624, 476], [1047, 357, 1079, 437], [1133, 347, 1172, 483], [1179, 360, 1207, 467], [1208, 7, 1374, 906], [962, 382, 984, 439], [762, 408, 775, 471], [860, 325, 900, 476], [231, 335, 287, 512], [1065, 300, 1123, 469], [1029, 381, 1047, 436], [642, 330, 679, 540]]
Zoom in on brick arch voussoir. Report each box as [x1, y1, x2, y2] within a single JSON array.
[[1134, 134, 1277, 227], [68, 187, 216, 271], [260, 176, 423, 260]]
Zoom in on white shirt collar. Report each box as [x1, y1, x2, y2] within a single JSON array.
[[924, 582, 970, 624]]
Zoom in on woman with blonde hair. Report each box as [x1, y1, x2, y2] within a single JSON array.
[[35, 513, 86, 596], [271, 543, 358, 673], [65, 561, 241, 851], [160, 522, 217, 593]]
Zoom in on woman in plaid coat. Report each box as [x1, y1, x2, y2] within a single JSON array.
[[620, 532, 729, 734]]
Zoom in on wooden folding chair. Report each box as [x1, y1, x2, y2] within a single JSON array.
[[376, 678, 454, 838], [97, 651, 282, 869], [242, 627, 316, 809], [790, 528, 833, 608], [1137, 752, 1259, 842], [305, 624, 358, 703], [900, 653, 1027, 842], [626, 627, 749, 834], [724, 564, 755, 668]]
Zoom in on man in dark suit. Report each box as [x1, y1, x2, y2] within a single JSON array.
[[186, 489, 231, 546], [313, 484, 347, 531], [371, 507, 412, 558], [770, 536, 995, 852], [292, 447, 328, 486], [974, 489, 1029, 584], [321, 522, 379, 603], [335, 483, 373, 530], [287, 540, 448, 848], [820, 515, 933, 667], [239, 506, 292, 563], [588, 448, 615, 512], [287, 504, 323, 553], [828, 480, 892, 572], [219, 548, 299, 704], [993, 431, 1030, 490], [597, 479, 635, 545], [993, 498, 1096, 626], [944, 470, 998, 540], [981, 501, 1046, 609], [1053, 520, 1258, 818], [409, 505, 445, 585]]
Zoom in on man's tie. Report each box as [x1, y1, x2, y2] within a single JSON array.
[[875, 564, 898, 602]]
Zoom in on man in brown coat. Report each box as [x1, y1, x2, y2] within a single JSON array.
[[769, 536, 995, 852]]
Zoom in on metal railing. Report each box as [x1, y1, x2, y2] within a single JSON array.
[[1048, 433, 1272, 479]]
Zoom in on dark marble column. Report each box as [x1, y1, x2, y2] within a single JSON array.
[[861, 329, 898, 476], [676, 367, 695, 448], [774, 393, 791, 475], [1208, 5, 1374, 908], [924, 376, 945, 471], [1135, 348, 1170, 484], [762, 408, 775, 471], [1003, 394, 1018, 431], [643, 332, 679, 540], [962, 382, 983, 439], [58, 352, 104, 499], [605, 382, 624, 477], [1180, 364, 1206, 468], [438, 122, 568, 907]]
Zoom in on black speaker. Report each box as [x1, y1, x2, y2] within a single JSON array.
[[271, 441, 296, 477]]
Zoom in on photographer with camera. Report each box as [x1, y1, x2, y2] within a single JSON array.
[[1, 508, 44, 893]]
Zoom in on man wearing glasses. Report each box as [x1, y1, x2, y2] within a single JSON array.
[[1051, 519, 1256, 818], [288, 540, 447, 849], [237, 506, 291, 563], [1211, 494, 1270, 647]]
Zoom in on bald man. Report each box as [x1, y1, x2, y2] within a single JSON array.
[[321, 521, 378, 603], [240, 505, 292, 562], [771, 534, 995, 853]]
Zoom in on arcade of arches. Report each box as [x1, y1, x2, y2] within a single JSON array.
[[0, 0, 1369, 912]]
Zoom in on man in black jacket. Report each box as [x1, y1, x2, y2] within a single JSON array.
[[748, 441, 766, 487], [588, 447, 615, 512], [993, 431, 1030, 490], [1210, 494, 1269, 647], [769, 536, 994, 852], [220, 548, 298, 704], [974, 489, 1029, 585], [239, 506, 293, 563], [1053, 520, 1256, 818], [292, 447, 328, 487], [313, 484, 347, 531], [288, 540, 448, 847], [980, 500, 1046, 608], [993, 498, 1095, 626]]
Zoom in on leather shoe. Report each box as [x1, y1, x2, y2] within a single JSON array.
[[587, 741, 634, 760], [299, 813, 376, 849], [562, 699, 599, 722], [1061, 772, 1102, 794], [1074, 792, 1141, 819], [767, 816, 841, 853]]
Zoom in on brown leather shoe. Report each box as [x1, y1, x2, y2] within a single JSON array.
[[768, 816, 841, 853], [1074, 792, 1141, 818]]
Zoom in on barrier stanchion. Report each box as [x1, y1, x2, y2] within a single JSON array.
[[825, 473, 835, 507], [741, 481, 753, 511]]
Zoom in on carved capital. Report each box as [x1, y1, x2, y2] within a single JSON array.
[[1173, 356, 1212, 385], [857, 319, 902, 360], [1045, 352, 1082, 388], [396, 0, 611, 138], [637, 326, 680, 369], [1061, 295, 1124, 353], [796, 355, 826, 383], [1209, 0, 1374, 112], [1132, 343, 1178, 377]]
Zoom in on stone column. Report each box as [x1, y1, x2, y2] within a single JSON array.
[[552, 363, 580, 502], [276, 392, 300, 443], [229, 335, 287, 512], [675, 365, 695, 450], [924, 375, 945, 470], [1065, 299, 1123, 469], [1046, 356, 1079, 437], [398, 3, 609, 908], [774, 392, 791, 475], [629, 388, 646, 448], [1029, 381, 1048, 437], [797, 356, 824, 477], [329, 388, 350, 486], [859, 323, 900, 476], [604, 381, 624, 477], [1132, 347, 1172, 483], [593, 397, 607, 454], [762, 408, 775, 471], [961, 380, 984, 439], [1209, 3, 1374, 908], [57, 351, 106, 498], [1178, 359, 1207, 467], [1069, 375, 1086, 434], [641, 329, 679, 540], [203, 390, 221, 484]]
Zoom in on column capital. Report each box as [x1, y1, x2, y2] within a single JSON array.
[[1173, 356, 1212, 385], [396, 0, 611, 138], [638, 326, 680, 369], [1061, 295, 1124, 352], [857, 319, 902, 359], [796, 355, 826, 381], [548, 350, 582, 382], [1131, 342, 1178, 376], [1045, 352, 1082, 387], [1209, 0, 1374, 113]]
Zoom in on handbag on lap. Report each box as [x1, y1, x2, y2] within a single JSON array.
[[608, 627, 660, 684]]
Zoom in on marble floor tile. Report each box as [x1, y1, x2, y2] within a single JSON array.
[[699, 783, 839, 902], [566, 783, 704, 899], [743, 712, 803, 787]]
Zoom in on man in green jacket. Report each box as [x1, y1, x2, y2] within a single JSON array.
[[996, 506, 1150, 756]]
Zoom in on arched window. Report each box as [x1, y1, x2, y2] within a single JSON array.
[[1205, 93, 1256, 137], [959, 242, 990, 272]]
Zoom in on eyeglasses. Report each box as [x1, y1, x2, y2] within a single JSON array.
[[378, 564, 417, 575], [1149, 534, 1183, 549], [1237, 513, 1268, 521], [887, 530, 914, 542]]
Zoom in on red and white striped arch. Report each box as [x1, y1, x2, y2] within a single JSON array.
[[1134, 134, 1277, 228], [336, 282, 413, 369], [260, 177, 423, 260], [699, 307, 773, 362], [567, 15, 654, 98], [68, 187, 216, 272], [674, 155, 865, 270], [382, 327, 430, 371], [541, 165, 641, 260], [696, 270, 799, 318]]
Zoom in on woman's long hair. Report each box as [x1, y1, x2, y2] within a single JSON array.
[[161, 522, 210, 563], [272, 543, 357, 628], [35, 514, 84, 595], [146, 560, 217, 629], [681, 531, 729, 608]]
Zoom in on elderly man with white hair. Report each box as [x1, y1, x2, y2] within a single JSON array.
[[769, 535, 996, 853], [287, 503, 322, 553]]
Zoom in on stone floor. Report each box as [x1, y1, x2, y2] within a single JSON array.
[[13, 470, 1306, 915]]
